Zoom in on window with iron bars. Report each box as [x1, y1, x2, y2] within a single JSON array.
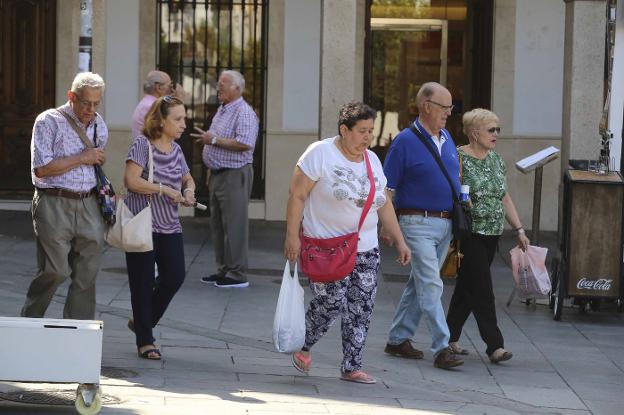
[[157, 0, 268, 201]]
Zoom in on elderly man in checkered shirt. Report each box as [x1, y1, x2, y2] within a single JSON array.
[[192, 70, 259, 288], [23, 72, 108, 319]]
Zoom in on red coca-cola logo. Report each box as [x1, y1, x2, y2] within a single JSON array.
[[576, 277, 613, 291]]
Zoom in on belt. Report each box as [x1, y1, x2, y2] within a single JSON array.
[[396, 208, 451, 219], [211, 168, 233, 175], [37, 187, 96, 200]]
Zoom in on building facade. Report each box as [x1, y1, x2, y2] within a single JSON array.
[[0, 0, 618, 231]]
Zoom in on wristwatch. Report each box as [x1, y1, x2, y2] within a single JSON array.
[[211, 135, 218, 146]]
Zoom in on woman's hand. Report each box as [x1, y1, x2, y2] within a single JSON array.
[[517, 231, 530, 251], [162, 185, 183, 204], [181, 189, 196, 207], [395, 240, 411, 266], [284, 234, 301, 263]]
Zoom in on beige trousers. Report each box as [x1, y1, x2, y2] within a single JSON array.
[[21, 190, 105, 319]]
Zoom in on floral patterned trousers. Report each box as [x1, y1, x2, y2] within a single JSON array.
[[303, 247, 380, 373]]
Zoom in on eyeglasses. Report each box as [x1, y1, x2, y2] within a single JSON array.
[[426, 100, 454, 113], [74, 96, 100, 109], [486, 127, 501, 134]]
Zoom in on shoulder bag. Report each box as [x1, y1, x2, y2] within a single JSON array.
[[299, 151, 375, 283], [440, 153, 465, 278], [409, 124, 472, 240], [57, 109, 117, 226], [104, 142, 154, 252]]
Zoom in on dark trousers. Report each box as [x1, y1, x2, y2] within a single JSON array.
[[125, 233, 185, 347], [208, 164, 253, 281], [446, 233, 504, 356]]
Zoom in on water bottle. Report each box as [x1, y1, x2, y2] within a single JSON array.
[[459, 184, 470, 204]]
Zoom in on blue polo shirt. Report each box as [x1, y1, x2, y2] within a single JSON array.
[[384, 120, 460, 212]]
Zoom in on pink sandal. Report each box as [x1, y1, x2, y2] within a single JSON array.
[[340, 370, 376, 384], [292, 351, 312, 373]]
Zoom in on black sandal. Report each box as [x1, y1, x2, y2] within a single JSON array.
[[138, 347, 161, 360]]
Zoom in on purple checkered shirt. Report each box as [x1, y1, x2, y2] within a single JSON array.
[[201, 97, 259, 169], [31, 102, 109, 192]]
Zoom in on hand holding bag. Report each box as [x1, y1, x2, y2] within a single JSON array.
[[409, 125, 472, 240], [105, 143, 154, 252], [273, 261, 306, 353], [57, 109, 117, 226], [299, 151, 375, 283]]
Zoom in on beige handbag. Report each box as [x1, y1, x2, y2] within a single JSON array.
[[105, 144, 153, 252]]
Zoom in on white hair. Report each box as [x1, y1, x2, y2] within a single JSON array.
[[71, 72, 105, 93], [221, 70, 245, 93]]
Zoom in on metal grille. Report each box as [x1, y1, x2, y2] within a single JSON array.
[[157, 0, 268, 200]]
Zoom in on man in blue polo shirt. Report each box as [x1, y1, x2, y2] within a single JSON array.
[[382, 82, 464, 370]]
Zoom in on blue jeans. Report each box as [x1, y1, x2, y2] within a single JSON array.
[[387, 215, 453, 356]]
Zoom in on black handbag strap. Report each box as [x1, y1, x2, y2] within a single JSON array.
[[409, 124, 459, 203]]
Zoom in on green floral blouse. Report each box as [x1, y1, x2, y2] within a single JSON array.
[[459, 148, 507, 235]]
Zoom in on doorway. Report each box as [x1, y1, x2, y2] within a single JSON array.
[[365, 0, 493, 161], [0, 0, 56, 196]]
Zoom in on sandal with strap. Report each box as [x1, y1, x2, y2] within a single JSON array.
[[138, 346, 162, 360], [292, 351, 312, 373], [340, 370, 377, 384], [449, 342, 469, 355]]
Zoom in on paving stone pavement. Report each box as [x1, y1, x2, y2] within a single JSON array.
[[0, 211, 623, 414]]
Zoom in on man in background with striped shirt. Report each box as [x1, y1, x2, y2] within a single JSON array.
[[192, 70, 259, 288]]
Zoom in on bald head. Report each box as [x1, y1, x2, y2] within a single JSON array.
[[416, 82, 449, 111], [416, 82, 453, 135], [144, 70, 172, 97]]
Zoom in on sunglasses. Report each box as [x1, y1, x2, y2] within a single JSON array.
[[487, 127, 501, 134]]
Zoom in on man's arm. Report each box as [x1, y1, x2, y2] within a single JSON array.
[[34, 149, 105, 178], [32, 115, 105, 178], [191, 128, 252, 152]]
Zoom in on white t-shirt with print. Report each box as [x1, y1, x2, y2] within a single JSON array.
[[297, 136, 387, 252]]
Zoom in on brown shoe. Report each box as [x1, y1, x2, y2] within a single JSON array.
[[434, 347, 464, 369], [384, 340, 424, 359]]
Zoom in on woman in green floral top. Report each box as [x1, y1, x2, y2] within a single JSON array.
[[446, 108, 529, 364]]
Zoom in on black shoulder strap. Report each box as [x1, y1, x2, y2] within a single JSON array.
[[409, 124, 459, 202]]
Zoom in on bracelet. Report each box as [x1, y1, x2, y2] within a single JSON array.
[[516, 227, 525, 235], [158, 182, 163, 196], [183, 188, 195, 194], [211, 135, 218, 146]]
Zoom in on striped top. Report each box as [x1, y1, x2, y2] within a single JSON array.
[[201, 96, 259, 169], [31, 102, 109, 192], [125, 135, 190, 234]]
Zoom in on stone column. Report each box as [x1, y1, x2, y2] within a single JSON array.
[[561, 0, 606, 170], [318, 0, 366, 139]]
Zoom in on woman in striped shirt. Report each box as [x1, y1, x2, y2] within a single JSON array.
[[124, 96, 196, 360]]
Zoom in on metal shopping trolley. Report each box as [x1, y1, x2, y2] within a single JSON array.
[[0, 316, 104, 414]]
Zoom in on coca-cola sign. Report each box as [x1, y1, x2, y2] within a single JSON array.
[[576, 277, 613, 291]]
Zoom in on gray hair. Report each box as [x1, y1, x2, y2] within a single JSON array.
[[221, 70, 245, 93], [143, 70, 169, 94], [71, 72, 105, 93]]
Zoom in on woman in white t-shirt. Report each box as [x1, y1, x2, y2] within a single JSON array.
[[284, 102, 410, 384]]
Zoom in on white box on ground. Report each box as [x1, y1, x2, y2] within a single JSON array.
[[0, 316, 103, 384]]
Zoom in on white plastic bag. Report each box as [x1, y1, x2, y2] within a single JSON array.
[[273, 261, 306, 353], [510, 245, 551, 299]]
